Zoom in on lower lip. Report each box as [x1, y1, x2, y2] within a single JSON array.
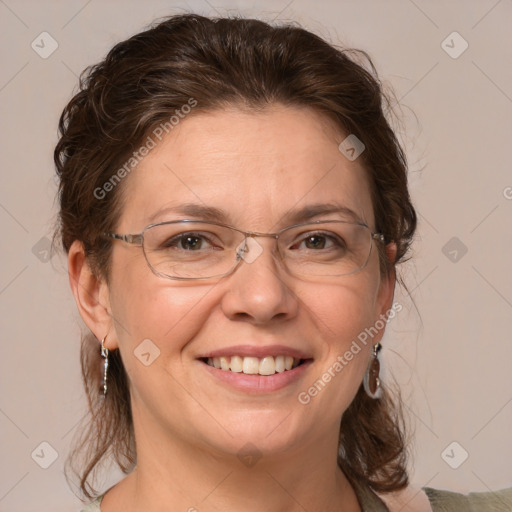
[[198, 359, 313, 394]]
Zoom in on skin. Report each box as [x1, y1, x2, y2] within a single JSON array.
[[69, 105, 397, 512]]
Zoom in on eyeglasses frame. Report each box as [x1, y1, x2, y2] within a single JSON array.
[[103, 219, 386, 281]]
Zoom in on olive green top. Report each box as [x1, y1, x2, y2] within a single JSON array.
[[80, 485, 512, 511], [423, 486, 512, 511]]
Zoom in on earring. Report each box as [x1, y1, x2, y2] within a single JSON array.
[[100, 336, 109, 397], [363, 342, 383, 399]]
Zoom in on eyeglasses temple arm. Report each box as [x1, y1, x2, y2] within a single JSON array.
[[104, 233, 143, 245]]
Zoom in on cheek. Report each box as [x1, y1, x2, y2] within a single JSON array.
[[108, 273, 221, 420], [297, 273, 382, 412], [308, 270, 382, 347], [108, 251, 217, 357]]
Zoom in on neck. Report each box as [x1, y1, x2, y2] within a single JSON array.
[[103, 414, 362, 512]]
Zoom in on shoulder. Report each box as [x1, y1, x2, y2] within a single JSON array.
[[377, 485, 512, 512], [377, 485, 434, 512], [423, 486, 512, 512], [79, 494, 104, 512]]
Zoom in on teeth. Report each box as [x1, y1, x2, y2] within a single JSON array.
[[206, 355, 302, 375], [275, 355, 285, 373], [259, 356, 275, 376], [243, 357, 260, 374], [230, 355, 243, 373]]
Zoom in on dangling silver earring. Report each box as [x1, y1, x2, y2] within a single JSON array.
[[363, 342, 383, 399], [100, 336, 109, 397]]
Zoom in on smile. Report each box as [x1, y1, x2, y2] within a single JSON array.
[[201, 355, 306, 376]]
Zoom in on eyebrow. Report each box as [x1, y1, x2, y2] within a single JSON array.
[[280, 203, 363, 225], [147, 202, 364, 226], [147, 203, 228, 224]]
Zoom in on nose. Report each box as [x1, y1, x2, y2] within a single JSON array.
[[220, 237, 299, 325]]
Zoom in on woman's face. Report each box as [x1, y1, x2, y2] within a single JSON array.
[[104, 105, 395, 461]]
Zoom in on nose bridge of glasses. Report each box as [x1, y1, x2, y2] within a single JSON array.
[[243, 230, 279, 240]]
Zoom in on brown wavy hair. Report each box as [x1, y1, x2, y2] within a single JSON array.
[[54, 13, 416, 500]]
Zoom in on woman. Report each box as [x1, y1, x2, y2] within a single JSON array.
[[54, 14, 510, 512]]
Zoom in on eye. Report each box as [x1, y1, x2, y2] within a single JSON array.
[[302, 234, 329, 250], [162, 232, 219, 251], [292, 231, 346, 251], [177, 235, 205, 251]]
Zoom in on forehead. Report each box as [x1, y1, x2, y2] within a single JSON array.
[[119, 105, 374, 231]]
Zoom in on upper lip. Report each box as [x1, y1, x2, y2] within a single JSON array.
[[197, 344, 313, 360]]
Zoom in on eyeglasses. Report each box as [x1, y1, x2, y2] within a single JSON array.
[[104, 219, 385, 281]]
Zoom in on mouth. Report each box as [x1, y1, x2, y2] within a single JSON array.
[[198, 355, 312, 376]]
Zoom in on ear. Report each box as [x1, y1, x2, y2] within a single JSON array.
[[375, 242, 398, 320], [68, 240, 118, 350]]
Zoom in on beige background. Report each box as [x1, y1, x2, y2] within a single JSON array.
[[0, 0, 511, 510]]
